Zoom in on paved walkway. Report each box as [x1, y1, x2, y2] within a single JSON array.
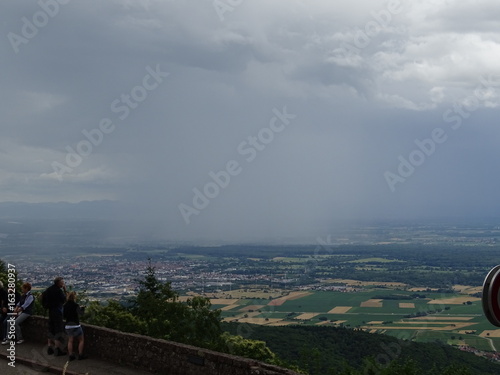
[[0, 340, 153, 375]]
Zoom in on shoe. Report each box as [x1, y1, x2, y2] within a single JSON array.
[[1, 340, 8, 345], [16, 339, 24, 344], [77, 354, 87, 360], [55, 348, 67, 356], [47, 347, 54, 355], [69, 354, 76, 361]]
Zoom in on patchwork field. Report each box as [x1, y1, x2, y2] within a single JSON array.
[[428, 296, 481, 304], [360, 299, 383, 308], [208, 285, 495, 351], [213, 288, 284, 299], [239, 305, 266, 312], [479, 330, 500, 338], [452, 285, 482, 294], [323, 279, 407, 288], [268, 291, 313, 306], [220, 305, 240, 311], [296, 313, 319, 320], [211, 298, 239, 305], [328, 306, 352, 314], [399, 303, 415, 308], [410, 316, 474, 321]]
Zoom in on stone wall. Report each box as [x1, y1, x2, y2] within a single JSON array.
[[23, 316, 300, 375]]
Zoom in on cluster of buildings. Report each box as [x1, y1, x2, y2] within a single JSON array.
[[12, 254, 287, 300], [457, 345, 500, 362]]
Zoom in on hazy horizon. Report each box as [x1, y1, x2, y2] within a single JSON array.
[[2, 1, 500, 242]]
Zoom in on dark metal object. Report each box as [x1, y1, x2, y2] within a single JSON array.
[[482, 265, 500, 326]]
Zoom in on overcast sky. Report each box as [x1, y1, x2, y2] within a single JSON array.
[[1, 0, 500, 242]]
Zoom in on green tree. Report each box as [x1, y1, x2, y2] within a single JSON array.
[[85, 300, 147, 335], [0, 259, 22, 292], [0, 259, 7, 287], [438, 364, 471, 375], [129, 259, 223, 348], [219, 332, 304, 373], [129, 259, 178, 339], [174, 296, 222, 348], [220, 332, 277, 362]]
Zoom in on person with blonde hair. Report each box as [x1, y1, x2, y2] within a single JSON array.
[[63, 291, 86, 360]]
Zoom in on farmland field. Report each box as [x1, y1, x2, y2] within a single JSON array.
[[206, 284, 492, 350], [173, 242, 500, 355]]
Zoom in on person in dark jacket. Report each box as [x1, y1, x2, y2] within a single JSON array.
[[0, 281, 8, 331], [63, 291, 86, 360], [0, 281, 19, 338], [44, 277, 67, 355], [1, 282, 34, 344]]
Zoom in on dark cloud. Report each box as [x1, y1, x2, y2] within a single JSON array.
[[1, 0, 500, 241]]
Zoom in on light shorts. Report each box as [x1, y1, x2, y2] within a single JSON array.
[[65, 326, 83, 337]]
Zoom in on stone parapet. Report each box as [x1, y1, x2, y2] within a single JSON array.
[[22, 316, 300, 375]]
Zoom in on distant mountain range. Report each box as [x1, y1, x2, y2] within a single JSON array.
[[0, 200, 124, 220]]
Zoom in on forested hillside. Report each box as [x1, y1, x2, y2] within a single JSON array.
[[222, 323, 500, 375]]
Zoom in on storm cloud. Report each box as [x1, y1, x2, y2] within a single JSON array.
[[1, 0, 500, 242]]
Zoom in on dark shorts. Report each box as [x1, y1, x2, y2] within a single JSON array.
[[65, 326, 83, 337], [48, 309, 64, 339]]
